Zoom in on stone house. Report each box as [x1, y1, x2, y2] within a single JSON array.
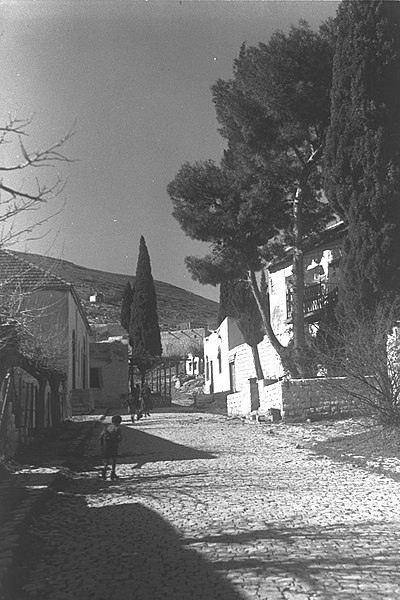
[[269, 221, 345, 345], [89, 340, 129, 410], [203, 318, 244, 394], [203, 222, 349, 419], [0, 250, 92, 445]]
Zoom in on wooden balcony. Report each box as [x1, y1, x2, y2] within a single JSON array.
[[286, 283, 339, 322]]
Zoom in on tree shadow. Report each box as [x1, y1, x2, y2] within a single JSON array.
[[183, 520, 400, 598]]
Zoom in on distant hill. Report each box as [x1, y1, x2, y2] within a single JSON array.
[[15, 252, 219, 329]]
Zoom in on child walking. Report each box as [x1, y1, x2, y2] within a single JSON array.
[[100, 415, 122, 480]]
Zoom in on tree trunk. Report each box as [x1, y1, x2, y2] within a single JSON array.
[[248, 270, 298, 378], [49, 377, 62, 425], [292, 181, 306, 377], [251, 344, 264, 380]]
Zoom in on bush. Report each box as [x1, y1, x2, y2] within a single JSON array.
[[310, 301, 400, 425]]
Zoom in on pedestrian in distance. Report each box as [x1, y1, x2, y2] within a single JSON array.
[[142, 385, 153, 417], [100, 415, 122, 480], [132, 383, 143, 422], [122, 392, 133, 415]]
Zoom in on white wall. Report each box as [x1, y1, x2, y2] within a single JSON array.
[[203, 318, 244, 394], [67, 290, 90, 393], [269, 240, 342, 341], [90, 341, 128, 408], [269, 265, 292, 342]]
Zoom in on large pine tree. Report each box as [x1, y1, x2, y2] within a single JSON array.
[[129, 236, 162, 382], [324, 0, 400, 315], [169, 21, 335, 378]]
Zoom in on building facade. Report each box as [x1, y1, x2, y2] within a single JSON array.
[[203, 223, 347, 417], [0, 250, 92, 431]]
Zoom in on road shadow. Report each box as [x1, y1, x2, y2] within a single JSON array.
[[9, 494, 245, 600], [81, 421, 216, 473]]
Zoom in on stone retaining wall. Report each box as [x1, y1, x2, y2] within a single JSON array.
[[258, 377, 366, 422], [227, 378, 259, 417]]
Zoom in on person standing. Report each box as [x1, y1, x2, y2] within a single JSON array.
[[132, 383, 143, 421], [100, 415, 122, 480], [142, 385, 152, 417]]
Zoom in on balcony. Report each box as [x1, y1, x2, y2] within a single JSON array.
[[286, 283, 339, 322]]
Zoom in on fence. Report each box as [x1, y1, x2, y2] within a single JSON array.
[[147, 360, 185, 402]]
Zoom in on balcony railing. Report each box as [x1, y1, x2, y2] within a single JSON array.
[[286, 283, 339, 321]]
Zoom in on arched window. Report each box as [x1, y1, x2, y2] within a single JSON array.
[[82, 337, 87, 388], [72, 330, 76, 389]]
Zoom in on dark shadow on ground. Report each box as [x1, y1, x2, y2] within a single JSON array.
[[8, 476, 400, 600], [0, 420, 97, 511], [78, 420, 216, 473], [8, 493, 245, 600], [14, 412, 216, 469], [17, 419, 97, 466]]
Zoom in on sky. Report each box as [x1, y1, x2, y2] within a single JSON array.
[[0, 0, 339, 302]]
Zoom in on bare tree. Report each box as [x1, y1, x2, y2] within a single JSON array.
[[310, 301, 400, 425], [0, 114, 74, 425], [0, 113, 74, 248]]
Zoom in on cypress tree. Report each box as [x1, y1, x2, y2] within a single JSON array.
[[129, 236, 162, 381], [324, 0, 400, 315], [120, 281, 133, 333]]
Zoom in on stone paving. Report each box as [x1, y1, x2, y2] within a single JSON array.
[[7, 409, 400, 599]]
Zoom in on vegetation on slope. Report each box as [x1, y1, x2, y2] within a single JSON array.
[[16, 252, 219, 328]]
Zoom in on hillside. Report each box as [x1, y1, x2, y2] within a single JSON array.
[[16, 252, 219, 328]]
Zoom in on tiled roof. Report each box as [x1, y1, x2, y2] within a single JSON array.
[[0, 249, 70, 290], [0, 249, 91, 332]]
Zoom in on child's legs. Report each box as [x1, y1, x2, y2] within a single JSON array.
[[111, 457, 117, 473], [101, 458, 109, 478]]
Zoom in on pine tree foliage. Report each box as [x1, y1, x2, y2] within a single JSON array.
[[214, 20, 335, 240], [217, 281, 230, 327], [168, 21, 335, 377], [120, 281, 133, 333], [324, 0, 400, 314], [129, 236, 162, 377]]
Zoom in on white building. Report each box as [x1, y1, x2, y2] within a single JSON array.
[[203, 222, 346, 417]]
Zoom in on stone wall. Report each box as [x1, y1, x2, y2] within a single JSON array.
[[258, 377, 364, 422], [227, 389, 252, 417], [230, 344, 256, 388], [227, 378, 258, 417]]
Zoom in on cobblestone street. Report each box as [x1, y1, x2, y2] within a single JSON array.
[[9, 409, 400, 600]]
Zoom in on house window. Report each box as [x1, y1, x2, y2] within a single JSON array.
[[205, 358, 209, 380], [90, 367, 103, 388], [218, 347, 222, 373]]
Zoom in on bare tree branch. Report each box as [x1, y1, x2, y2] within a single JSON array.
[[0, 115, 74, 249]]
